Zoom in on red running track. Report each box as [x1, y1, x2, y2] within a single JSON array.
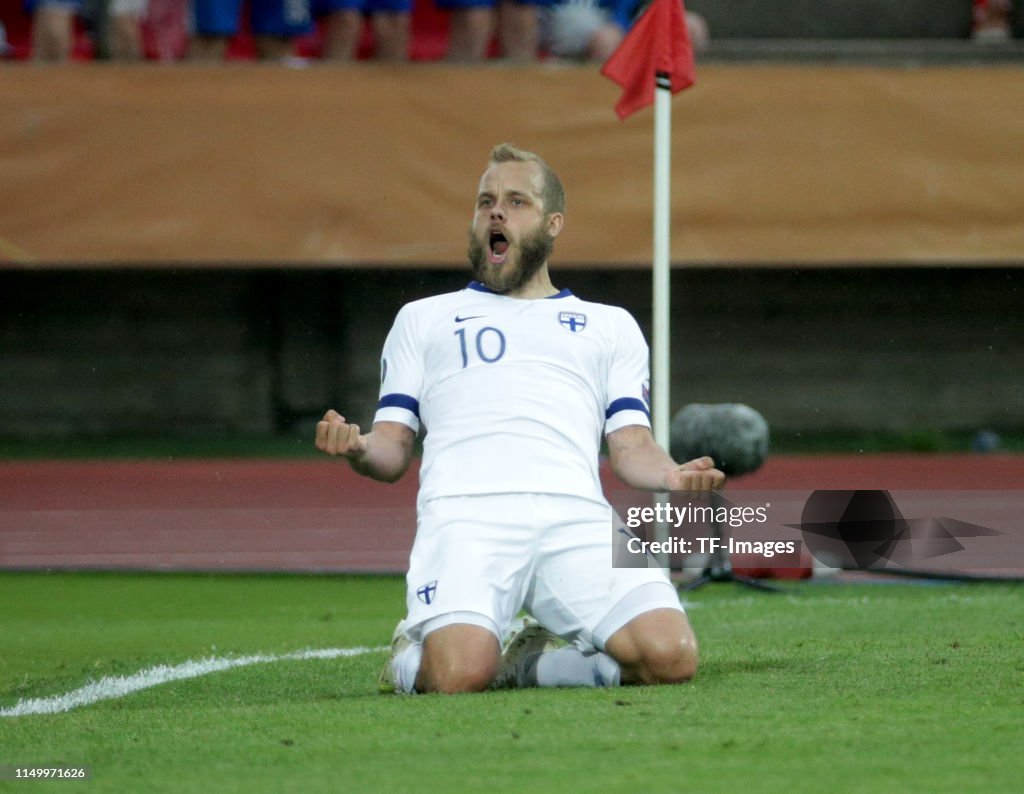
[[1, 455, 1021, 573]]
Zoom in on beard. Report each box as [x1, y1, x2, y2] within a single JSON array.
[[468, 225, 555, 294]]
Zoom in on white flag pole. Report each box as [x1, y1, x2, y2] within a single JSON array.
[[652, 71, 672, 454], [652, 70, 673, 561]]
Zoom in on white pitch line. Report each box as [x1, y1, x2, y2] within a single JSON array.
[[1, 645, 387, 718]]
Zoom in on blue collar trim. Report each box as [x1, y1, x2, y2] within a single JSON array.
[[467, 281, 573, 300]]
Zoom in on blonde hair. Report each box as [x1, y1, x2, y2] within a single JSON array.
[[489, 143, 566, 216]]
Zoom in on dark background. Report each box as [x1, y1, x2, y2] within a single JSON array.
[[2, 266, 1020, 451]]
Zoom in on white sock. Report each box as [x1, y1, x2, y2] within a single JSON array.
[[392, 641, 423, 694], [530, 647, 621, 688]]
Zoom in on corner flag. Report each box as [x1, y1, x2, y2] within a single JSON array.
[[601, 0, 699, 563], [600, 0, 696, 120]]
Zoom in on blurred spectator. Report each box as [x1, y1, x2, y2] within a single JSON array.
[[190, 0, 314, 60], [25, 0, 145, 60], [26, 0, 78, 59], [142, 0, 188, 60], [439, 0, 550, 61], [107, 0, 145, 58], [315, 0, 410, 60], [972, 0, 1012, 41], [541, 0, 708, 61]]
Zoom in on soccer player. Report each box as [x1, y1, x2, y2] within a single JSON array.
[[316, 143, 725, 694]]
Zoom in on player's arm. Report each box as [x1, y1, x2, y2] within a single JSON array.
[[315, 410, 414, 483], [606, 424, 725, 492]]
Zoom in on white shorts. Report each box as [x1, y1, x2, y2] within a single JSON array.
[[403, 493, 683, 653]]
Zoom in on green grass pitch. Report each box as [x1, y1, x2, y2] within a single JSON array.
[[1, 572, 1022, 793]]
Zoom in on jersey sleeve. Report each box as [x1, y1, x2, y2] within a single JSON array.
[[604, 308, 652, 435], [373, 304, 424, 433]]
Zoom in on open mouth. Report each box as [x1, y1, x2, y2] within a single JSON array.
[[489, 230, 510, 264]]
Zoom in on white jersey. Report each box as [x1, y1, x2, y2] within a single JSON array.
[[373, 281, 652, 505]]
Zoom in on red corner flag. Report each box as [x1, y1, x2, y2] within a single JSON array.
[[601, 0, 696, 120]]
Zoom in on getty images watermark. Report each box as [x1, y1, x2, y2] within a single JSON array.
[[611, 490, 1016, 574], [619, 501, 797, 560]]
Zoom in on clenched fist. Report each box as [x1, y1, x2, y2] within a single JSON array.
[[315, 409, 369, 458], [662, 456, 726, 493]]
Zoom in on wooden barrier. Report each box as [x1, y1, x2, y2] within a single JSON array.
[[2, 64, 1022, 267]]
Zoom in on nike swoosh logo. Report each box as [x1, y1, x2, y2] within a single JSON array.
[[454, 315, 485, 323]]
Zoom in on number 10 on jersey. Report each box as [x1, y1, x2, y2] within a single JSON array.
[[455, 327, 507, 368]]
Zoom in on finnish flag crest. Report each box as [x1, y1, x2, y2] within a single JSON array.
[[416, 580, 438, 605], [559, 312, 587, 333]]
